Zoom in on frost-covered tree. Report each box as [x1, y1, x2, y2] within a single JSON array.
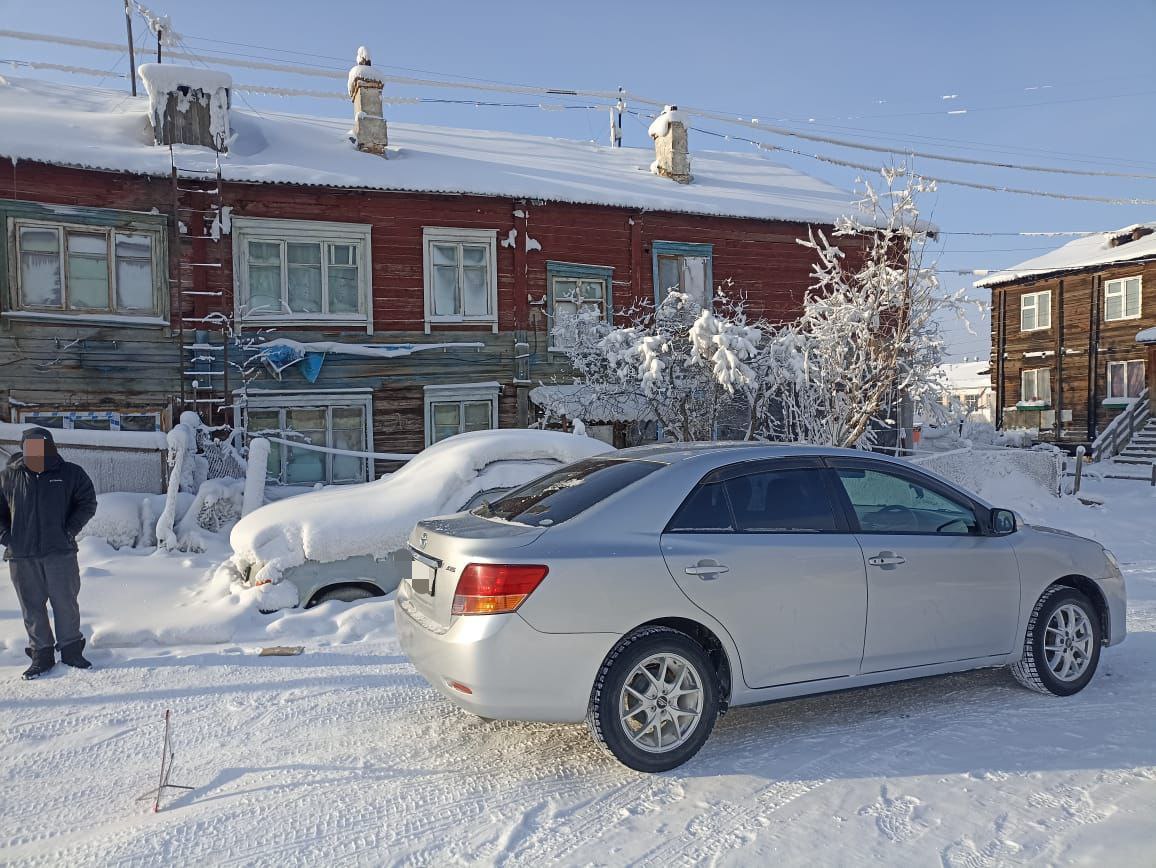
[[789, 166, 963, 447], [547, 166, 961, 447]]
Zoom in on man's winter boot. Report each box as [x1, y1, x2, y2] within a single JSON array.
[[22, 648, 55, 680], [59, 640, 92, 670]]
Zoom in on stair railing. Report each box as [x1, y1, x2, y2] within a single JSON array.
[[1092, 386, 1151, 460]]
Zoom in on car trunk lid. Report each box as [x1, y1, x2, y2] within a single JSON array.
[[404, 512, 546, 630]]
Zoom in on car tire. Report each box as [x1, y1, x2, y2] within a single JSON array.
[[309, 586, 379, 607], [1011, 585, 1102, 697], [587, 626, 719, 773]]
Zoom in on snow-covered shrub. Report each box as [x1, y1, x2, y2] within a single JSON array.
[[78, 491, 193, 550]]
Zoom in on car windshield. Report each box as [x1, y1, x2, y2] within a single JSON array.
[[475, 457, 662, 527]]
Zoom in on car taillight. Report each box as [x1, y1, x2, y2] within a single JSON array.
[[452, 564, 549, 616]]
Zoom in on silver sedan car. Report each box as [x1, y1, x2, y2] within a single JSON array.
[[396, 444, 1127, 772]]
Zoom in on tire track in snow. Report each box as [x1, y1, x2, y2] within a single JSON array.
[[629, 682, 1007, 867]]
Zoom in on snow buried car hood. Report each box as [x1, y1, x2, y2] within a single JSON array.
[[228, 429, 611, 583]]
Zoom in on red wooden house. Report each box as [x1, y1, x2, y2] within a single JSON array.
[[0, 65, 854, 485]]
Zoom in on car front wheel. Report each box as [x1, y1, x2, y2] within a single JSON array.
[[1011, 586, 1102, 696], [587, 626, 719, 773]]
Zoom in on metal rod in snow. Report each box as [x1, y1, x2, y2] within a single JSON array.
[[156, 27, 162, 64], [123, 0, 136, 96]]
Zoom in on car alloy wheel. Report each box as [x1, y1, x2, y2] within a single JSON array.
[[587, 626, 719, 772], [618, 652, 705, 754], [1043, 603, 1095, 682], [1011, 586, 1102, 697]]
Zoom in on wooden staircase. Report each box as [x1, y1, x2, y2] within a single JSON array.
[[1091, 387, 1154, 480]]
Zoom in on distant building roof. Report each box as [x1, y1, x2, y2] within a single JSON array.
[[938, 360, 991, 391], [0, 75, 856, 225], [975, 223, 1156, 288]]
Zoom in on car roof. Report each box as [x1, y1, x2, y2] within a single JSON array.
[[610, 442, 992, 508], [616, 441, 863, 462]]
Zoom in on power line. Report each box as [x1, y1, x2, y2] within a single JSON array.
[[663, 107, 1156, 181], [681, 119, 1156, 206]]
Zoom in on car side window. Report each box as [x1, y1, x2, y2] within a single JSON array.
[[835, 468, 979, 535], [723, 468, 839, 533], [667, 482, 734, 533]]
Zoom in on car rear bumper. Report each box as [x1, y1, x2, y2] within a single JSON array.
[[395, 593, 616, 723]]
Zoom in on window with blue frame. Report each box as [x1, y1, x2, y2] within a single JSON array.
[[546, 261, 613, 350], [2, 199, 167, 321], [652, 241, 713, 310]]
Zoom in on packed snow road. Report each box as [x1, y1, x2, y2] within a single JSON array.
[[1, 584, 1154, 866], [2, 477, 1156, 865]]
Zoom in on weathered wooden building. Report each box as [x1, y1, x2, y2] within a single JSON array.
[[1, 65, 854, 485], [979, 224, 1156, 448]]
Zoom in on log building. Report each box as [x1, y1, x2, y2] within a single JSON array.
[[1, 62, 854, 485], [979, 224, 1156, 449]]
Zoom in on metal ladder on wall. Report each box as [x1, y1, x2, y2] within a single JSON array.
[[169, 146, 233, 428]]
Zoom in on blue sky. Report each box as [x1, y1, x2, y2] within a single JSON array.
[[4, 0, 1156, 360]]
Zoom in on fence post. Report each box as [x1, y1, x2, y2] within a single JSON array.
[[1150, 463, 1155, 488], [1073, 445, 1085, 494]]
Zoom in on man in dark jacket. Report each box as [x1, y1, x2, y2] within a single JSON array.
[[0, 427, 98, 679]]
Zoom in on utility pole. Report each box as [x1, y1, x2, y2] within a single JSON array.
[[157, 26, 163, 63], [612, 86, 625, 148], [123, 0, 137, 95]]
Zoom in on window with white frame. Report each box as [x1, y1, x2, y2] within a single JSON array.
[[1107, 359, 1146, 401], [423, 383, 499, 446], [10, 219, 163, 317], [1104, 276, 1142, 322], [1020, 290, 1051, 332], [422, 228, 498, 330], [547, 261, 612, 350], [16, 409, 162, 431], [233, 217, 372, 329], [244, 393, 372, 485], [1020, 368, 1051, 405], [653, 241, 713, 311]]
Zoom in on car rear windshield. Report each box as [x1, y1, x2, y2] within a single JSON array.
[[475, 457, 662, 527]]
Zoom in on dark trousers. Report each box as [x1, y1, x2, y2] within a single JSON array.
[[9, 553, 83, 652]]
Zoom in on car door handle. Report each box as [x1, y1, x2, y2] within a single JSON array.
[[867, 552, 906, 567], [685, 561, 729, 578]]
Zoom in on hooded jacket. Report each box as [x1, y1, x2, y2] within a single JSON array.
[[0, 433, 98, 560]]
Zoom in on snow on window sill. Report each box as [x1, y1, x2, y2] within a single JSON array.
[[2, 310, 168, 328], [1102, 397, 1141, 408], [1015, 401, 1051, 410]]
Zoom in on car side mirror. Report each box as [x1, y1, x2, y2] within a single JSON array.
[[990, 508, 1017, 535]]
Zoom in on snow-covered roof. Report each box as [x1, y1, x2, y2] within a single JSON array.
[[975, 223, 1156, 288], [1136, 326, 1156, 344], [937, 361, 991, 392], [0, 76, 855, 225], [529, 383, 659, 423]]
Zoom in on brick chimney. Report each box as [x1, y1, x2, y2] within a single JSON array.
[[138, 64, 231, 151], [648, 105, 692, 184], [347, 46, 388, 156]]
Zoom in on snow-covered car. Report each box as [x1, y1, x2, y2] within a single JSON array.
[[223, 430, 611, 609], [397, 443, 1127, 772]]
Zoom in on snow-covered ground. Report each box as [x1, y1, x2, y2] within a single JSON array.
[[1, 476, 1155, 865]]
